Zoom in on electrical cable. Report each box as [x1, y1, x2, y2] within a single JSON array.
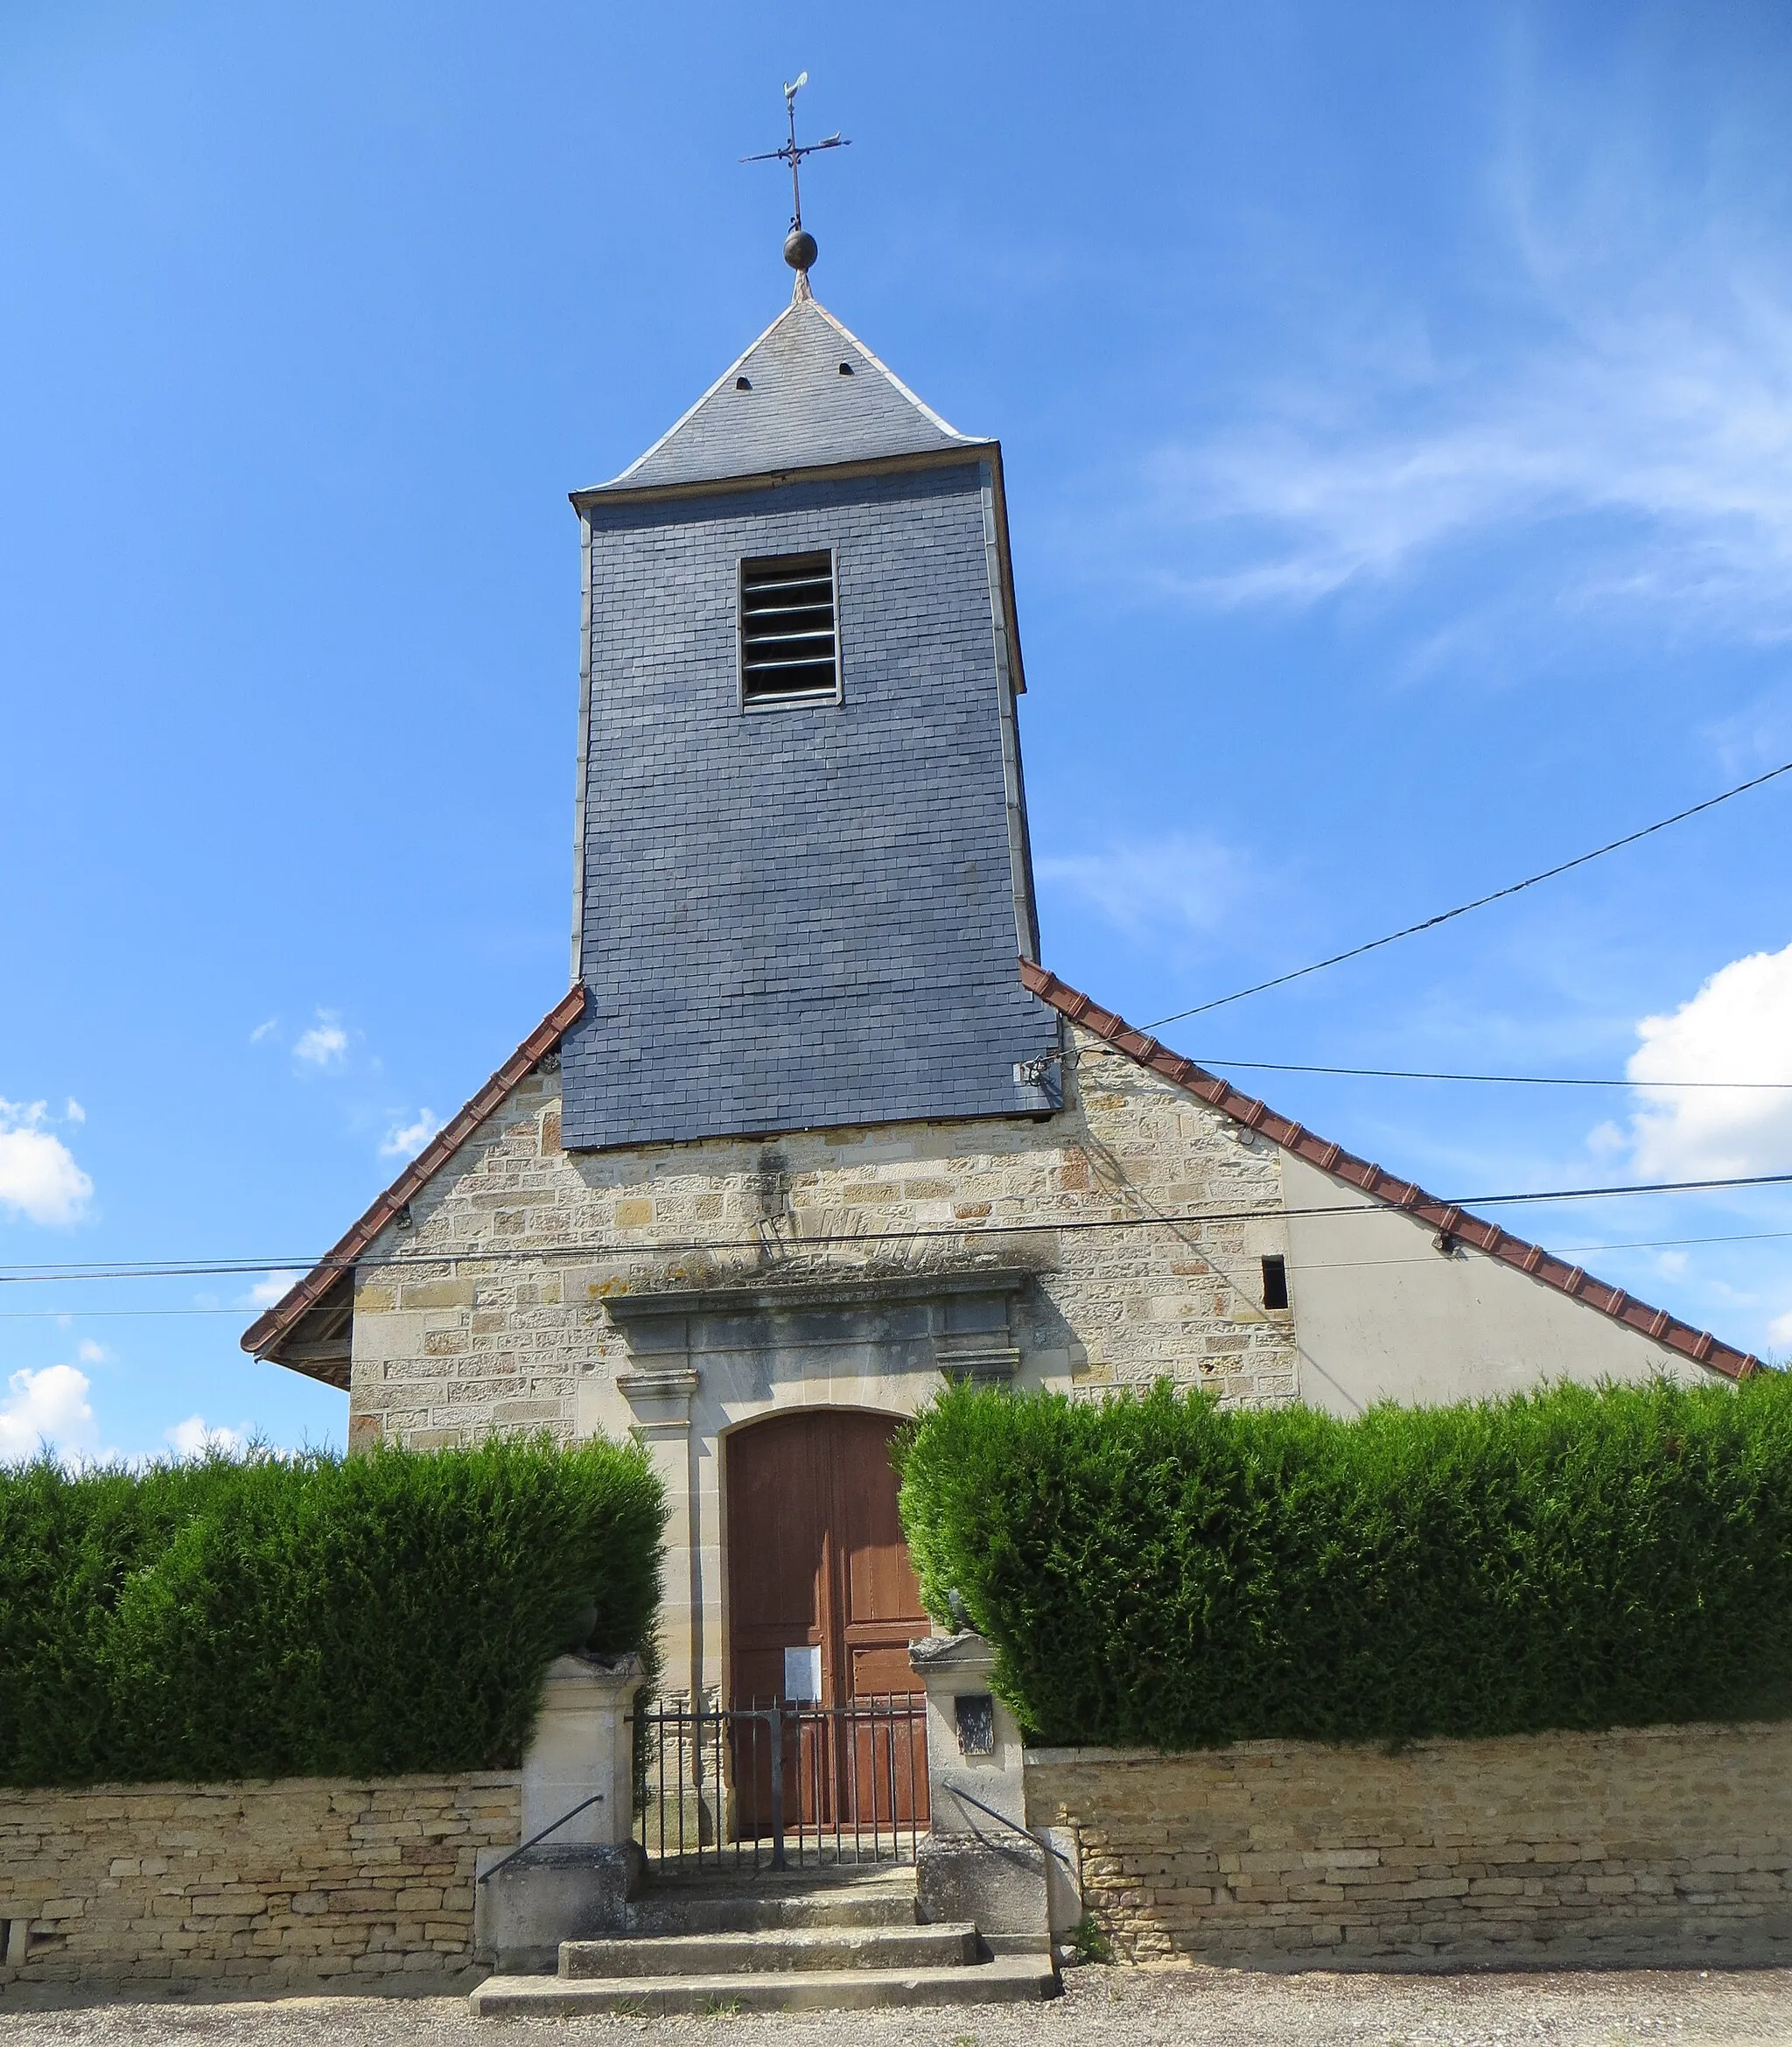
[[9, 1167, 1792, 1289], [1144, 755, 1792, 1029], [1187, 1057, 1792, 1090], [10, 1227, 1792, 1319]]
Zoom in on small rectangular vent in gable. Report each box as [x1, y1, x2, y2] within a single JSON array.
[[740, 551, 840, 706]]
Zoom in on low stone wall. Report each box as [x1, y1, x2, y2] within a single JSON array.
[[1027, 1723, 1792, 1970], [0, 1774, 520, 1993]]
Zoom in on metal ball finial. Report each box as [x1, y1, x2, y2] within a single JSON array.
[[784, 225, 818, 273]]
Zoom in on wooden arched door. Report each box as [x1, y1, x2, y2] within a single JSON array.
[[725, 1408, 928, 1836]]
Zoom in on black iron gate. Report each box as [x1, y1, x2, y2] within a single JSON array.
[[631, 1695, 928, 1872]]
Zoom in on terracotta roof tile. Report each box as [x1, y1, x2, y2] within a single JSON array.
[[1020, 958, 1760, 1384]]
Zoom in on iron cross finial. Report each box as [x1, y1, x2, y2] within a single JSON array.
[[740, 73, 850, 293]]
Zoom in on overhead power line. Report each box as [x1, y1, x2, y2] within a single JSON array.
[[7, 1228, 1792, 1321], [12, 1227, 1792, 1323], [1145, 755, 1792, 1030], [1192, 1056, 1792, 1090], [9, 1168, 1792, 1289]]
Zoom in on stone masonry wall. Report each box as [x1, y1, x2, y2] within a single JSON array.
[[346, 1024, 1299, 1448], [0, 1774, 519, 1992], [1028, 1724, 1792, 1970]]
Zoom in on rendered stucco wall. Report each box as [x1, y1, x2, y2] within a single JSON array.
[[1279, 1152, 1698, 1416], [1029, 1722, 1792, 1968]]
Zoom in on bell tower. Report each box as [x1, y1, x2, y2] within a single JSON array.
[[557, 265, 1058, 1150]]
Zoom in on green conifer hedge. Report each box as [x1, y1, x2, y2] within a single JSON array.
[[896, 1376, 1792, 1749], [0, 1436, 664, 1787]]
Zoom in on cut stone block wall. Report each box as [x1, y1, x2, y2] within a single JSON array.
[[1027, 1724, 1792, 1970], [346, 1023, 1301, 1451], [0, 1774, 520, 1991]]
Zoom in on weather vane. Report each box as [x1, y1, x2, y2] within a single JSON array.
[[741, 73, 850, 292]]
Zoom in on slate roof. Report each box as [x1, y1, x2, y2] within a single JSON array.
[[1019, 960, 1760, 1383], [584, 293, 984, 496]]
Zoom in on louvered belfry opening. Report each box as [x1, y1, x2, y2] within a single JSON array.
[[740, 550, 840, 705]]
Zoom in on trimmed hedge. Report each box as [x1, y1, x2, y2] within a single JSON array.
[[896, 1375, 1792, 1749], [0, 1436, 664, 1787]]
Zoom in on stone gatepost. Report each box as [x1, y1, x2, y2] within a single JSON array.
[[909, 1631, 1077, 1955], [474, 1651, 647, 1973]]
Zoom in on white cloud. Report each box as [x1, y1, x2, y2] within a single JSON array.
[[164, 1414, 249, 1460], [1137, 290, 1792, 624], [0, 1364, 97, 1462], [249, 1018, 279, 1045], [1112, 94, 1792, 638], [1036, 835, 1245, 943], [75, 1338, 109, 1364], [1620, 942, 1792, 1179], [235, 1270, 304, 1309], [294, 1012, 348, 1069], [0, 1097, 93, 1225], [1770, 1309, 1792, 1350], [380, 1110, 444, 1161], [64, 1098, 85, 1124]]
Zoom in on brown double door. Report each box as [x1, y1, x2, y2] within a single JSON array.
[[725, 1408, 928, 1835]]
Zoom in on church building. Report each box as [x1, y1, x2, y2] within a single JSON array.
[[244, 247, 1758, 1712]]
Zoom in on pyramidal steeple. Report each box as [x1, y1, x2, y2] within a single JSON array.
[[589, 296, 982, 496]]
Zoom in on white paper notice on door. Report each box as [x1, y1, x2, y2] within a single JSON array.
[[783, 1644, 822, 1703]]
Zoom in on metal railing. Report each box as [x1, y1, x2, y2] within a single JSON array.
[[630, 1694, 928, 1873], [476, 1791, 608, 1885], [939, 1780, 1077, 1869]]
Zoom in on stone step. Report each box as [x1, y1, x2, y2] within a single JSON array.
[[623, 1887, 919, 1935], [622, 1865, 920, 1936], [561, 1923, 977, 1978], [471, 1952, 1056, 2016]]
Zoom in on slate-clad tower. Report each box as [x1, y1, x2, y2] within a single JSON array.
[[559, 290, 1060, 1148]]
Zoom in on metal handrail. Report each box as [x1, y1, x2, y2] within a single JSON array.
[[476, 1791, 606, 1885], [941, 1780, 1076, 1870]]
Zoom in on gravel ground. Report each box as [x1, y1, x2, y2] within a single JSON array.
[[4, 1966, 1792, 2047]]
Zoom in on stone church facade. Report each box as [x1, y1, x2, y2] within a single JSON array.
[[245, 277, 1757, 1708]]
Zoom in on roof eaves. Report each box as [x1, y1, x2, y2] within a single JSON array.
[[570, 441, 998, 515], [240, 985, 588, 1366], [1019, 960, 1761, 1384]]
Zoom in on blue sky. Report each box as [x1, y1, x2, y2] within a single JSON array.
[[5, 3, 1792, 1462]]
